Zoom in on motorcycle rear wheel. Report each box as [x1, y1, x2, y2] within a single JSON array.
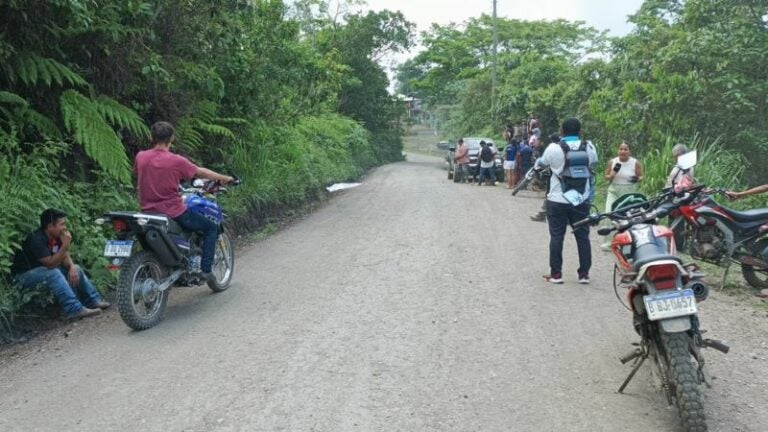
[[662, 332, 707, 432], [740, 238, 768, 289], [208, 231, 234, 293], [116, 251, 169, 331]]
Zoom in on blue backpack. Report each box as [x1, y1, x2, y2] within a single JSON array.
[[557, 140, 591, 195]]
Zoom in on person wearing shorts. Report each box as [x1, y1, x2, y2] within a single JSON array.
[[503, 127, 519, 189]]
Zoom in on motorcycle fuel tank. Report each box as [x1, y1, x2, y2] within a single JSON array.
[[185, 195, 223, 225]]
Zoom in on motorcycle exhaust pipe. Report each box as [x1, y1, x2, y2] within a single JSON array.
[[685, 280, 709, 302], [145, 228, 183, 267]]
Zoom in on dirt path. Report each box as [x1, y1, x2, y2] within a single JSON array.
[[1, 153, 766, 432]]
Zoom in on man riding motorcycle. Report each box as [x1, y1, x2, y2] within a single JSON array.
[[134, 121, 234, 281]]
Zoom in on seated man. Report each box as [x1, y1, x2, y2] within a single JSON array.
[[11, 209, 110, 319]]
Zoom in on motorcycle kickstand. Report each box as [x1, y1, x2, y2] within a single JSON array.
[[618, 348, 645, 394], [720, 261, 731, 289]]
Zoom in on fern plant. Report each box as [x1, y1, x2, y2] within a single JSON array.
[[1, 53, 87, 87], [60, 90, 147, 184], [175, 101, 239, 151]]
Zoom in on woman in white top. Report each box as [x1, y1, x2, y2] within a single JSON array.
[[604, 142, 643, 213], [602, 142, 643, 250]]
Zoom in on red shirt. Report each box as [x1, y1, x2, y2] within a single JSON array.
[[134, 148, 198, 218]]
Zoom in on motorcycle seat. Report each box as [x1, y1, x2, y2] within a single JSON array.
[[167, 219, 185, 235], [141, 212, 184, 235], [632, 242, 681, 271], [721, 207, 768, 223]]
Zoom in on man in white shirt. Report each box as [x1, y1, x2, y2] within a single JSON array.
[[535, 118, 598, 284]]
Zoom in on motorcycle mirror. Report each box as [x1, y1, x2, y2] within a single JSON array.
[[676, 150, 697, 171]]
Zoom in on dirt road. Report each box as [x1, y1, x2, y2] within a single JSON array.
[[1, 153, 766, 431]]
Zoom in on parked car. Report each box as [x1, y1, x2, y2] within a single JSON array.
[[446, 137, 504, 183]]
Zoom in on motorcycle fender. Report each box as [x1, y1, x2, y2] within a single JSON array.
[[659, 316, 692, 333]]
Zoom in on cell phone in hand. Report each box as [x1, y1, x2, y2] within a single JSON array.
[[613, 163, 622, 173]]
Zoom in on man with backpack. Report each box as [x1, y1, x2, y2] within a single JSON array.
[[535, 118, 598, 284], [477, 140, 497, 186]]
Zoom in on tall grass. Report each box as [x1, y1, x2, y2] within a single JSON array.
[[639, 135, 746, 196]]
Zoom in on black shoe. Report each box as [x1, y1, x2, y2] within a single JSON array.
[[530, 213, 546, 222]]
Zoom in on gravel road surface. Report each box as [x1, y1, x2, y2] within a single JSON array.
[[1, 153, 766, 432]]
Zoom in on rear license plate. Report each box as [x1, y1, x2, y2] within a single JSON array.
[[644, 289, 697, 321], [104, 240, 133, 257]]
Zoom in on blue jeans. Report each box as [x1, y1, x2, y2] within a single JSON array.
[[546, 200, 592, 276], [14, 266, 102, 317], [174, 209, 218, 273], [478, 166, 495, 184]]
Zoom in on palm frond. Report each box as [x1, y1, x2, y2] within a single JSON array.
[[0, 91, 28, 106], [4, 54, 87, 87], [60, 90, 131, 183], [93, 95, 149, 138]]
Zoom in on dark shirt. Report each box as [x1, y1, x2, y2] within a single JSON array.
[[519, 144, 534, 173], [505, 141, 519, 161], [11, 229, 60, 275]]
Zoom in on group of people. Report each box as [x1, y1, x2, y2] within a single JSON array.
[[10, 122, 233, 320]]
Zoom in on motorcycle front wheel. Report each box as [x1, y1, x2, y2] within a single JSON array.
[[208, 231, 234, 293], [116, 251, 170, 331], [662, 332, 707, 432], [511, 172, 533, 196]]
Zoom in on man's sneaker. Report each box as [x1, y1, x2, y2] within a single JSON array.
[[530, 213, 546, 223], [578, 272, 590, 284], [544, 273, 563, 284]]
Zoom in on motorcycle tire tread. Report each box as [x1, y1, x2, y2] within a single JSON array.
[[663, 332, 707, 432], [116, 251, 170, 331]]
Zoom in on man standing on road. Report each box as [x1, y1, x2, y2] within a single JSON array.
[[454, 138, 470, 183], [535, 118, 598, 284], [477, 140, 496, 186], [11, 209, 111, 319]]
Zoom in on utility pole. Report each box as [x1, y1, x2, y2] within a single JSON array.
[[491, 0, 498, 122]]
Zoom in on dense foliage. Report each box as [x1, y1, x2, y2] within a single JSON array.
[[0, 0, 414, 331], [398, 0, 767, 188]]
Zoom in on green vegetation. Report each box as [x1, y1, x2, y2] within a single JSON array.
[[0, 0, 414, 335], [399, 0, 767, 188]]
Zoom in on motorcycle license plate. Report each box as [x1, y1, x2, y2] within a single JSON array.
[[104, 240, 133, 257], [643, 289, 697, 321]]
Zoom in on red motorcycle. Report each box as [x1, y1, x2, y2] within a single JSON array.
[[668, 187, 768, 289], [576, 187, 729, 432]]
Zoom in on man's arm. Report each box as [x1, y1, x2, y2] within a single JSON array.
[[728, 184, 768, 200], [195, 167, 234, 184], [37, 231, 71, 269]]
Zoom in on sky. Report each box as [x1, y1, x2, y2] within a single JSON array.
[[356, 0, 646, 81]]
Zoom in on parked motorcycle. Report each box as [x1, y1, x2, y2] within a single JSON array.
[[511, 160, 550, 196], [668, 187, 768, 289], [576, 187, 729, 432], [97, 177, 240, 330]]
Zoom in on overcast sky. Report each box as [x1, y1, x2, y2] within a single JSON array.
[[356, 0, 645, 74]]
